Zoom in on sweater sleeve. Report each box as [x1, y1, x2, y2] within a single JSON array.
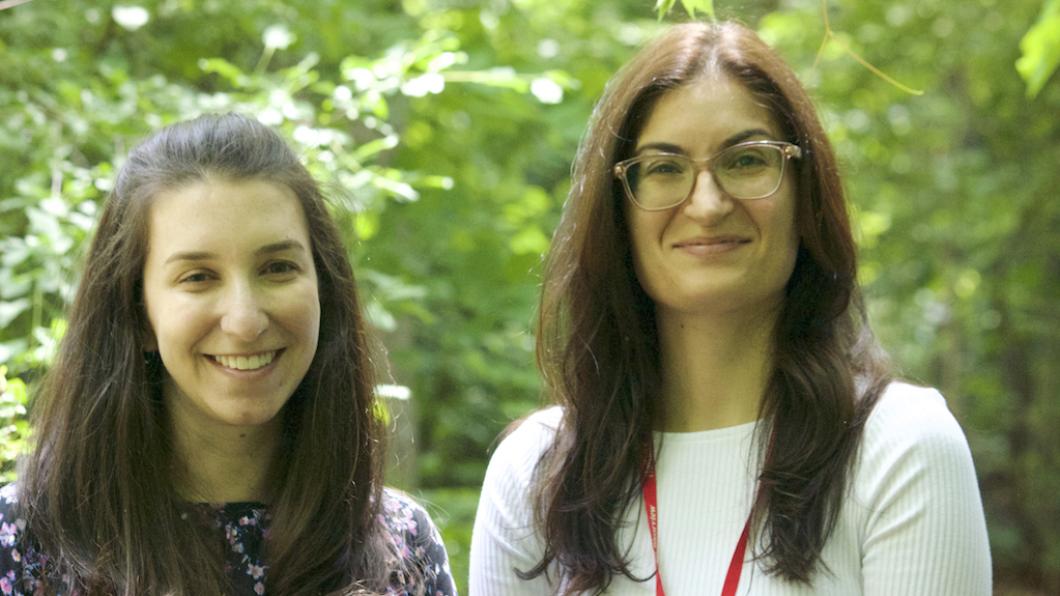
[[380, 488, 458, 596], [856, 384, 992, 596], [469, 408, 560, 596], [408, 502, 458, 596]]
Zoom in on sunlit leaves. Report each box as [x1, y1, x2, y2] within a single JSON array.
[[0, 366, 30, 483], [1016, 0, 1060, 98], [655, 0, 714, 20], [111, 5, 149, 30], [262, 24, 295, 51]]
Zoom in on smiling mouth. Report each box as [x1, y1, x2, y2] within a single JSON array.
[[674, 235, 750, 244], [674, 236, 751, 249], [209, 351, 280, 371]]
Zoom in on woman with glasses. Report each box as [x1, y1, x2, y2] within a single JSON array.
[[0, 114, 455, 595], [470, 21, 990, 595]]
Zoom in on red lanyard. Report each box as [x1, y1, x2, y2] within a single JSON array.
[[642, 451, 752, 596]]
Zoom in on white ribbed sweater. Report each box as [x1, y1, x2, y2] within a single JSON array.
[[469, 382, 991, 595]]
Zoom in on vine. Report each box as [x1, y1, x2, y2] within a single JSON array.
[[813, 0, 923, 95], [655, 0, 924, 96]]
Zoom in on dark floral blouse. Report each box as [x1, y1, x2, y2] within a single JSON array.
[[0, 484, 456, 595]]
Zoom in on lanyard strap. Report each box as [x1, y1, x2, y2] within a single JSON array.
[[643, 453, 752, 596]]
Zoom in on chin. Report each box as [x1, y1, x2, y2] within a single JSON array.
[[660, 288, 785, 317], [214, 402, 289, 428]]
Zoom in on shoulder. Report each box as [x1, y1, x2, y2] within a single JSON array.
[[379, 487, 440, 541], [854, 381, 982, 504], [849, 387, 992, 591], [502, 406, 563, 443], [490, 406, 562, 473], [1, 483, 24, 542], [379, 488, 456, 595], [1, 483, 27, 551], [0, 483, 18, 511], [469, 410, 561, 593], [475, 406, 562, 510], [862, 381, 969, 454]]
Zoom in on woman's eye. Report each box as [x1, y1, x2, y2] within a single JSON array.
[[263, 261, 299, 276], [726, 150, 769, 170], [644, 159, 687, 176], [179, 271, 212, 284]]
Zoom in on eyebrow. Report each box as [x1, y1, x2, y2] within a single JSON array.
[[163, 240, 308, 265], [634, 128, 776, 155]]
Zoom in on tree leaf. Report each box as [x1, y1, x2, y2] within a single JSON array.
[[1016, 0, 1060, 98], [655, 0, 677, 21], [656, 0, 715, 20], [681, 0, 715, 20]]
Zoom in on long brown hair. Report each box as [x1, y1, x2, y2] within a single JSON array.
[[529, 21, 891, 593], [19, 114, 410, 594]]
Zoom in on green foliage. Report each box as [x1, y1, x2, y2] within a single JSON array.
[[0, 366, 30, 482], [1017, 0, 1060, 97], [656, 0, 716, 21]]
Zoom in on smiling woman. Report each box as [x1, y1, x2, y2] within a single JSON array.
[[470, 21, 991, 596], [143, 179, 321, 443], [0, 114, 456, 595]]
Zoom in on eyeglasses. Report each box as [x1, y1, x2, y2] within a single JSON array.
[[613, 140, 802, 211]]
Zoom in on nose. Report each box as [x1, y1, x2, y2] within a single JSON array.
[[682, 169, 734, 221], [220, 283, 268, 342]]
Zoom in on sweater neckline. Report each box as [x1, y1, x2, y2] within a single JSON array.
[[653, 418, 760, 443]]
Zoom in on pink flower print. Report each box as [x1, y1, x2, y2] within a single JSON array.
[[0, 521, 18, 547], [247, 563, 265, 580], [390, 533, 413, 559], [1, 576, 12, 595], [254, 581, 266, 594], [394, 509, 418, 537]]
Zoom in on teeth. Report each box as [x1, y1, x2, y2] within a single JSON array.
[[213, 351, 276, 371]]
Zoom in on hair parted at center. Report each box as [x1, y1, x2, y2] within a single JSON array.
[[527, 21, 891, 593], [18, 113, 419, 594]]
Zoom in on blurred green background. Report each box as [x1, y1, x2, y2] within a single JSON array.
[[1, 0, 1057, 593]]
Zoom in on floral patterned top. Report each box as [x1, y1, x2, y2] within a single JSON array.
[[0, 484, 456, 595]]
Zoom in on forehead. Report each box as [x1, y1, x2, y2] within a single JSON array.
[[636, 74, 782, 152], [145, 177, 311, 256]]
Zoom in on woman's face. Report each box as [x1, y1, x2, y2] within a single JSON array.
[[141, 177, 320, 434], [625, 74, 799, 317]]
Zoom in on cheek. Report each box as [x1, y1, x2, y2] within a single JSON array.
[[627, 211, 667, 258], [283, 282, 321, 343], [143, 291, 188, 353], [626, 212, 674, 299], [148, 306, 209, 365], [751, 194, 797, 244]]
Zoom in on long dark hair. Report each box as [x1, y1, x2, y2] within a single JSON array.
[[19, 114, 407, 594], [529, 21, 891, 593]]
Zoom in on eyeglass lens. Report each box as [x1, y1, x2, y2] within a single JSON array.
[[625, 144, 787, 209]]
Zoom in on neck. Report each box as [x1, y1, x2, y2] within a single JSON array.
[[169, 410, 281, 504], [654, 306, 778, 432]]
